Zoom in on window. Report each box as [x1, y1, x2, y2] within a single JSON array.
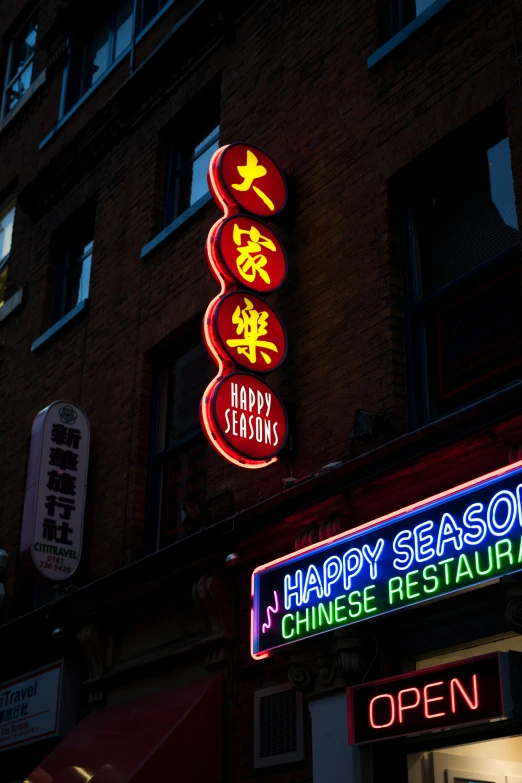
[[403, 120, 521, 424], [391, 0, 437, 34], [149, 340, 213, 549], [138, 0, 170, 32], [51, 207, 94, 324], [0, 204, 15, 307], [64, 0, 133, 112], [163, 90, 220, 227], [2, 10, 38, 118]]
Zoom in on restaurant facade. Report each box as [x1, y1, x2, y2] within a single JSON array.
[[2, 0, 522, 781]]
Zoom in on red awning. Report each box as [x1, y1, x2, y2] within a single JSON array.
[[25, 676, 223, 783]]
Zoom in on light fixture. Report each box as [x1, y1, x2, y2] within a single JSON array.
[[225, 553, 241, 566]]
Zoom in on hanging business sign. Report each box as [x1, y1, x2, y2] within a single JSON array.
[[0, 661, 76, 751], [20, 401, 90, 581], [251, 459, 522, 658], [208, 215, 288, 293], [201, 143, 290, 469], [211, 143, 288, 217], [210, 373, 287, 460], [347, 653, 514, 745], [211, 292, 288, 373]]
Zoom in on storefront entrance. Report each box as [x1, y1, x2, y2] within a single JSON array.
[[409, 728, 522, 783]]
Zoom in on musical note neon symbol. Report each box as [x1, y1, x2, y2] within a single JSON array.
[[262, 591, 279, 633]]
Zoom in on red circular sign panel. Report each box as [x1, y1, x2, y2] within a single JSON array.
[[215, 216, 287, 292], [214, 292, 287, 373], [218, 143, 287, 217], [211, 373, 287, 460]]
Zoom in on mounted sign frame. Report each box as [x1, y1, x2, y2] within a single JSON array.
[[347, 652, 517, 745], [0, 660, 77, 751], [251, 459, 522, 658], [20, 401, 90, 581]]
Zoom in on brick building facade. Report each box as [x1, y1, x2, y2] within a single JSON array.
[[2, 0, 522, 780]]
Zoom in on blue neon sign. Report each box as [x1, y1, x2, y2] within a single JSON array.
[[251, 461, 522, 658]]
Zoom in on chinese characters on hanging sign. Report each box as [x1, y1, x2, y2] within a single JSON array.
[[251, 459, 522, 658], [201, 143, 289, 468], [20, 401, 90, 581]]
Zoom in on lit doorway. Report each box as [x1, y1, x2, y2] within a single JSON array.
[[408, 737, 522, 783]]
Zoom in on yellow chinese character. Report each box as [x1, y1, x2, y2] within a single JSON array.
[[226, 297, 278, 365], [233, 223, 276, 285], [232, 149, 275, 211]]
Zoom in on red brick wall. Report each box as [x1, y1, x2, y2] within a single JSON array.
[[1, 0, 522, 624]]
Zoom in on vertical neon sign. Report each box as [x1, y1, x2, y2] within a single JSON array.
[[201, 143, 290, 468]]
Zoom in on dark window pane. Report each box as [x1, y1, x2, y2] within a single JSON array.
[[428, 266, 522, 405], [115, 0, 133, 58], [160, 443, 207, 546], [177, 135, 219, 214], [8, 16, 37, 82], [408, 125, 522, 423], [414, 0, 436, 14], [66, 0, 134, 108], [5, 63, 33, 110], [0, 206, 15, 263], [416, 137, 519, 297], [165, 343, 212, 446], [399, 0, 436, 27], [164, 122, 219, 225], [140, 0, 169, 31], [62, 244, 92, 315], [83, 22, 111, 88], [0, 266, 7, 307], [52, 212, 94, 324]]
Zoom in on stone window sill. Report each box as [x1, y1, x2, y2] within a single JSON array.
[[367, 0, 457, 69], [141, 192, 213, 259], [31, 298, 89, 352]]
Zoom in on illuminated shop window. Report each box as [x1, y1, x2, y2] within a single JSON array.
[[391, 0, 437, 34], [149, 340, 213, 549], [163, 88, 220, 226], [1, 10, 38, 118], [0, 203, 15, 307], [403, 118, 521, 424], [51, 205, 95, 324], [64, 0, 133, 112]]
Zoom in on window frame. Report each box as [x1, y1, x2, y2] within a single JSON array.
[[63, 0, 133, 115], [52, 239, 93, 325], [50, 205, 95, 327], [147, 339, 212, 551], [0, 203, 16, 307], [1, 9, 38, 119], [163, 123, 219, 228], [401, 129, 521, 426], [389, 0, 436, 36], [137, 0, 170, 35]]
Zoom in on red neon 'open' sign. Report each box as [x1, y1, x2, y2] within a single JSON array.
[[368, 675, 478, 729], [347, 653, 511, 744]]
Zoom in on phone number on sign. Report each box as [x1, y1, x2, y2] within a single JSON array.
[[38, 555, 71, 574]]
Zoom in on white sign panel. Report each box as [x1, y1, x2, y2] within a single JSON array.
[[0, 663, 63, 750], [20, 401, 90, 581]]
